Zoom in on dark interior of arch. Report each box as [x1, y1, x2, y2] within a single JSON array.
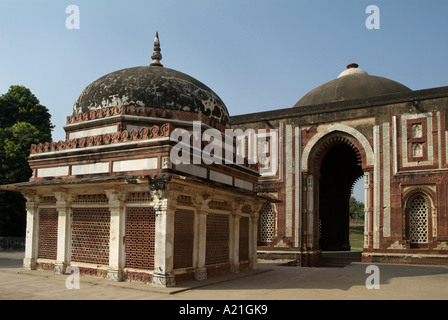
[[319, 143, 364, 251]]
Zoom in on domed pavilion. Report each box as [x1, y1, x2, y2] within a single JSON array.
[[2, 33, 265, 286]]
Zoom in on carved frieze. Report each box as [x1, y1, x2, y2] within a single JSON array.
[[30, 123, 174, 155]]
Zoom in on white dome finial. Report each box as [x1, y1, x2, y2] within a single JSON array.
[[337, 62, 368, 78]]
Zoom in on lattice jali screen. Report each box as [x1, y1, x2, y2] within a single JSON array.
[[239, 216, 249, 261], [173, 210, 194, 269], [38, 208, 58, 260], [125, 207, 155, 270], [410, 195, 429, 244], [259, 203, 274, 242], [71, 208, 110, 265], [205, 213, 229, 265]]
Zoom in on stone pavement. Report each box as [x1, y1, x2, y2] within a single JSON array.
[[1, 250, 448, 301]]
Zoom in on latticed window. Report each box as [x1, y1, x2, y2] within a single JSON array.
[[173, 210, 194, 269], [71, 207, 110, 265], [259, 203, 274, 242], [239, 216, 250, 261], [38, 208, 58, 260], [409, 195, 429, 244], [125, 207, 156, 270], [205, 213, 229, 265]]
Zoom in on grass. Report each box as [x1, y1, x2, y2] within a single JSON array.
[[349, 225, 364, 252]]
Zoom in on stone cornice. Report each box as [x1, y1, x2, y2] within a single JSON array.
[[66, 105, 227, 131], [30, 123, 174, 155]]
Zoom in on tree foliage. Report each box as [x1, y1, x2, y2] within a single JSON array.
[[0, 86, 53, 236], [349, 196, 365, 220], [0, 85, 53, 141]]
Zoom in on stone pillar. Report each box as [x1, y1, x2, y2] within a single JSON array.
[[22, 192, 39, 270], [229, 200, 243, 273], [193, 198, 208, 281], [151, 182, 176, 287], [306, 175, 315, 249], [249, 203, 260, 270], [105, 189, 126, 281], [364, 171, 371, 249], [53, 190, 72, 274]]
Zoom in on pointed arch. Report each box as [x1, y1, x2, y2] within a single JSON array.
[[301, 124, 374, 172], [300, 124, 374, 253]]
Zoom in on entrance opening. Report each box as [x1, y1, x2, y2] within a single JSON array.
[[319, 143, 364, 251], [349, 176, 365, 252]]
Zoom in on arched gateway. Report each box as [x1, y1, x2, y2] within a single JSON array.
[[295, 125, 374, 265], [232, 63, 448, 267], [305, 130, 369, 252]]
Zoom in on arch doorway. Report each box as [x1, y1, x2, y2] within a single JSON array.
[[302, 125, 374, 266], [318, 142, 364, 251]]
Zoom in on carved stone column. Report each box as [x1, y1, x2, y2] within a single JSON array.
[[105, 188, 126, 281], [151, 181, 176, 287], [53, 190, 73, 274], [22, 192, 40, 270], [193, 193, 208, 281], [364, 171, 371, 249], [249, 201, 263, 270], [249, 214, 259, 270], [306, 174, 315, 249], [230, 199, 243, 273]]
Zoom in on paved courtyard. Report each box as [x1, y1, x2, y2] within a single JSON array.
[[1, 250, 447, 301]]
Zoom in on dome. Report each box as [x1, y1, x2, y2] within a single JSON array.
[[294, 63, 412, 107], [73, 33, 230, 127]]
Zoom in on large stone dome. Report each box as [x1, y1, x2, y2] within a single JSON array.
[[294, 63, 412, 107], [73, 33, 230, 127], [73, 66, 230, 127]]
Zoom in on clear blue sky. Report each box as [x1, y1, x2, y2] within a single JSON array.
[[1, 0, 447, 201]]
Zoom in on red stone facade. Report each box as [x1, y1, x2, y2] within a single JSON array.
[[232, 86, 448, 266]]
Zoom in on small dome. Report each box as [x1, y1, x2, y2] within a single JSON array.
[[73, 33, 230, 127], [73, 66, 230, 127], [294, 63, 412, 107]]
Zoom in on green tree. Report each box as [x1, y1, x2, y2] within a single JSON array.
[[0, 85, 53, 141], [0, 86, 53, 236], [349, 196, 364, 220]]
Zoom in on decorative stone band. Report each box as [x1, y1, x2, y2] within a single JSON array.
[[67, 105, 152, 124], [66, 105, 227, 131], [30, 123, 174, 155]]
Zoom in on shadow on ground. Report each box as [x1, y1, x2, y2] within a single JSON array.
[[174, 252, 448, 294], [0, 250, 24, 269], [1, 250, 447, 295]]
